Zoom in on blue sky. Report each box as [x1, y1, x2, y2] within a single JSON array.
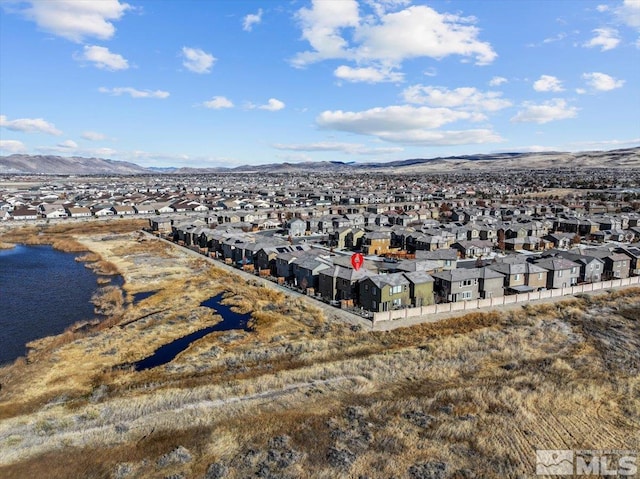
[[1, 0, 639, 168]]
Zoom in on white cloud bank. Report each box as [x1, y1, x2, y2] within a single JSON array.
[[243, 9, 263, 32], [533, 75, 564, 92], [583, 27, 620, 51], [0, 115, 62, 135], [0, 140, 27, 154], [98, 87, 170, 98], [181, 47, 216, 74], [258, 98, 285, 111], [203, 96, 234, 109], [582, 72, 625, 91], [316, 105, 503, 146], [511, 99, 578, 124], [82, 131, 106, 141], [75, 45, 129, 70], [15, 0, 131, 42], [292, 1, 496, 83]]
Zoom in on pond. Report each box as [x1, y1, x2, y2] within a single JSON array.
[[0, 244, 116, 364], [132, 293, 251, 371]]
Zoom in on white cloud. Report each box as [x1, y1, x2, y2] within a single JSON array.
[[596, 4, 610, 13], [258, 98, 285, 111], [582, 72, 625, 91], [401, 85, 512, 112], [203, 96, 234, 109], [0, 140, 27, 153], [614, 0, 640, 29], [181, 47, 216, 74], [317, 105, 476, 132], [0, 115, 62, 135], [334, 65, 403, 83], [243, 8, 263, 32], [98, 87, 170, 98], [489, 76, 508, 86], [511, 99, 578, 124], [373, 129, 503, 146], [272, 141, 403, 155], [75, 45, 128, 70], [292, 2, 496, 68], [82, 131, 106, 141], [315, 104, 503, 146], [16, 0, 130, 43], [292, 0, 360, 67], [57, 139, 78, 149], [533, 75, 564, 92], [583, 28, 620, 51]]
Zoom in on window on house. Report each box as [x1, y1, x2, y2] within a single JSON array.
[[571, 267, 577, 274], [364, 284, 369, 291], [390, 285, 403, 294], [461, 291, 472, 300], [538, 273, 543, 279], [515, 274, 521, 281], [392, 298, 402, 306], [558, 270, 563, 277], [461, 279, 474, 287], [372, 287, 377, 295]]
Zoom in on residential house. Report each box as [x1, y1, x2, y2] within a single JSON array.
[[362, 231, 392, 255], [478, 267, 505, 299], [358, 273, 411, 312], [582, 249, 631, 279], [318, 265, 370, 302], [488, 261, 548, 292], [403, 271, 435, 307], [532, 256, 581, 289], [451, 240, 493, 259], [291, 256, 331, 291], [431, 268, 481, 302]]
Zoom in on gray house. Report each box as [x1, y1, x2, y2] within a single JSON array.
[[532, 256, 581, 289], [286, 218, 307, 237], [478, 267, 505, 299], [431, 268, 481, 302]]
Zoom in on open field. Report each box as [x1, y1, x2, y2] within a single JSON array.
[[0, 223, 638, 478]]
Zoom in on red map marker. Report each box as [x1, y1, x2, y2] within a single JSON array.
[[351, 252, 364, 271]]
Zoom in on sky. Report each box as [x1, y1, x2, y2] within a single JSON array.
[[0, 0, 639, 168]]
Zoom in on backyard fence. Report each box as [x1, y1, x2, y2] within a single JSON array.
[[372, 276, 640, 325]]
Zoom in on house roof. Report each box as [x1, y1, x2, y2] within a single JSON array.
[[402, 271, 435, 284], [366, 272, 410, 288]]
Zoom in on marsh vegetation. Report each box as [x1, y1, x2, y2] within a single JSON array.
[[0, 223, 638, 478]]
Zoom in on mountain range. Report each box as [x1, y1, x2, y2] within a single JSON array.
[[1, 147, 638, 175]]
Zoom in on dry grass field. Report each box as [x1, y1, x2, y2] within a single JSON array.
[[0, 223, 638, 478]]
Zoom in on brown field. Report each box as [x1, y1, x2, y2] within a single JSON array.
[[0, 223, 638, 479]]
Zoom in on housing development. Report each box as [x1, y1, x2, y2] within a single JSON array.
[[3, 166, 640, 323]]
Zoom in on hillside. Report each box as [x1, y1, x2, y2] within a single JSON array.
[[1, 147, 639, 175], [0, 155, 150, 175]]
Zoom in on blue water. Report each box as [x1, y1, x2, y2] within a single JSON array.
[[132, 290, 156, 304], [0, 244, 104, 364], [133, 293, 251, 371]]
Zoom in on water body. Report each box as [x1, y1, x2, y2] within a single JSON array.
[[0, 244, 106, 364], [132, 290, 156, 304], [133, 293, 251, 371]]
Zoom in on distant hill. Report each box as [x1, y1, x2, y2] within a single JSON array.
[[0, 154, 150, 175], [1, 147, 638, 175]]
